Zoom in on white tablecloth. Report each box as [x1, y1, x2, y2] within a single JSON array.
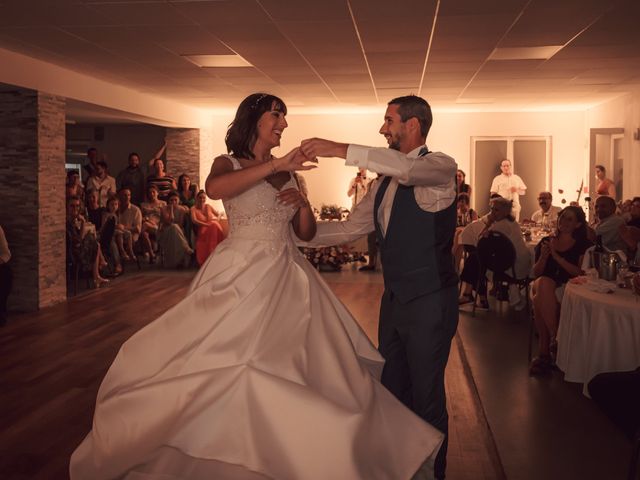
[[556, 281, 640, 395]]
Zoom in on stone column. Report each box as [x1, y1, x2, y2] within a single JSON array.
[[165, 128, 200, 187], [0, 87, 66, 311]]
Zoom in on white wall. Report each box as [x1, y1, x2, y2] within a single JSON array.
[[202, 109, 587, 213], [201, 106, 589, 214], [586, 89, 640, 199]]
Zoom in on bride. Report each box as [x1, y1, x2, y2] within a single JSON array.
[[70, 93, 444, 480]]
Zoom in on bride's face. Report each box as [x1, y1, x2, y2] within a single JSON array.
[[256, 104, 288, 148]]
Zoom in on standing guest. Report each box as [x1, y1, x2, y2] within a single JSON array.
[[190, 189, 225, 265], [177, 174, 198, 208], [66, 170, 85, 200], [157, 192, 193, 268], [0, 224, 11, 326], [530, 206, 591, 375], [66, 196, 109, 288], [139, 184, 166, 263], [83, 147, 99, 178], [490, 158, 526, 221], [86, 161, 117, 207], [530, 191, 562, 226], [595, 164, 616, 198], [347, 168, 371, 209], [456, 169, 471, 196], [146, 159, 176, 203], [116, 152, 146, 206], [347, 168, 376, 270], [301, 94, 457, 480], [594, 196, 627, 252], [118, 188, 142, 257]]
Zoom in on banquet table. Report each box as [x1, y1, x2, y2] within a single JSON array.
[[556, 280, 640, 395]]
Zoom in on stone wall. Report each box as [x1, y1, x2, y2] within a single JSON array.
[[165, 128, 200, 188], [0, 87, 66, 311]]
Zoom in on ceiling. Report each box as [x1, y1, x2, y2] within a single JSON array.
[[1, 0, 639, 113]]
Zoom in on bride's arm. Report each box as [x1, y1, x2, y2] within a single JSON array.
[[278, 188, 316, 241], [205, 148, 315, 201]]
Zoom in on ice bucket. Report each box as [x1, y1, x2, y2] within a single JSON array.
[[591, 251, 621, 281]]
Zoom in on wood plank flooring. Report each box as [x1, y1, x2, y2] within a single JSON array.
[[0, 270, 502, 480]]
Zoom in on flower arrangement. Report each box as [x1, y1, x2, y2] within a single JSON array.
[[319, 204, 348, 221], [302, 246, 357, 271]]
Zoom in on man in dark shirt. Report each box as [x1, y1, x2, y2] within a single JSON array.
[[117, 152, 146, 206]]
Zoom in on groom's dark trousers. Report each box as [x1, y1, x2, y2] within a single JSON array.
[[374, 177, 459, 479]]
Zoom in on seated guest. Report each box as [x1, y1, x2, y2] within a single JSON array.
[[146, 158, 176, 203], [456, 169, 472, 196], [66, 196, 109, 288], [104, 195, 136, 263], [529, 206, 591, 375], [116, 152, 146, 206], [530, 191, 562, 226], [140, 185, 166, 264], [453, 193, 478, 271], [459, 197, 531, 308], [118, 188, 142, 257], [85, 189, 118, 272], [627, 197, 640, 228], [190, 190, 225, 266], [456, 193, 477, 227], [85, 161, 116, 207], [594, 195, 627, 252], [0, 224, 11, 326], [66, 169, 84, 200], [157, 191, 193, 268], [177, 174, 198, 208]]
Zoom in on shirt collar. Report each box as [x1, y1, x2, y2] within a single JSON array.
[[408, 145, 428, 157]]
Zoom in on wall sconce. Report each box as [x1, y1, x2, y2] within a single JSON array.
[[634, 127, 640, 140]]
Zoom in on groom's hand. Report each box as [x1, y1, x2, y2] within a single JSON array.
[[300, 138, 348, 160]]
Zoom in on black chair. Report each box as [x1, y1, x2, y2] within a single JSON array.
[[588, 368, 640, 480], [473, 231, 532, 321]]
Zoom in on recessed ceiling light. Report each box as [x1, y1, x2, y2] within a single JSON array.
[[489, 46, 563, 61], [182, 55, 252, 68]]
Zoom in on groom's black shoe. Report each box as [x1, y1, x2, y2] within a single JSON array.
[[359, 265, 375, 271]]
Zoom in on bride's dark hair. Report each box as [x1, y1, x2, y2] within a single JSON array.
[[225, 93, 287, 160]]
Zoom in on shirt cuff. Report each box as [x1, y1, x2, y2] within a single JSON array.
[[345, 144, 370, 169]]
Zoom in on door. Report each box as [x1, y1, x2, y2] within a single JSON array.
[[471, 139, 508, 217], [514, 139, 548, 220]]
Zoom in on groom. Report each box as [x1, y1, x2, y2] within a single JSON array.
[[301, 95, 458, 479]]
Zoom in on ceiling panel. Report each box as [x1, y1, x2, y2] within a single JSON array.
[[0, 0, 637, 112]]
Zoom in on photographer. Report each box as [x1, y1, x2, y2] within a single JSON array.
[[347, 168, 370, 209]]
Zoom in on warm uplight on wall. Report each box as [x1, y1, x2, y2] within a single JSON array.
[[182, 55, 252, 68]]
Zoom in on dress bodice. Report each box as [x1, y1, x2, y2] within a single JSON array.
[[222, 155, 298, 242]]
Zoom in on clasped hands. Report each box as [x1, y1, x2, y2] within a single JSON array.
[[275, 138, 347, 209]]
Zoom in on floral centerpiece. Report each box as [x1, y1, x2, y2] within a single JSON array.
[[319, 204, 348, 221], [302, 245, 357, 272]]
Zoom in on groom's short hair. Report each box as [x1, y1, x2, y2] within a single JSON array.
[[388, 95, 432, 138]]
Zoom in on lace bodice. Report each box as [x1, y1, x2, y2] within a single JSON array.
[[222, 155, 298, 242]]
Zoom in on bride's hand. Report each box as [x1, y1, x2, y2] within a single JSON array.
[[274, 147, 317, 172], [276, 188, 310, 209]]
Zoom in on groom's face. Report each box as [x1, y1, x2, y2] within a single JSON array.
[[379, 104, 407, 152]]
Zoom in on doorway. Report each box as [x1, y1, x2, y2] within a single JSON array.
[[471, 137, 551, 219]]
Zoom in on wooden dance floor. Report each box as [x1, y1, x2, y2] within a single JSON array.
[[0, 271, 503, 480]]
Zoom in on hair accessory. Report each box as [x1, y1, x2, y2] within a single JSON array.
[[251, 93, 268, 109]]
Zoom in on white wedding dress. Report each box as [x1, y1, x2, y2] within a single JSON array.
[[70, 156, 444, 480]]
